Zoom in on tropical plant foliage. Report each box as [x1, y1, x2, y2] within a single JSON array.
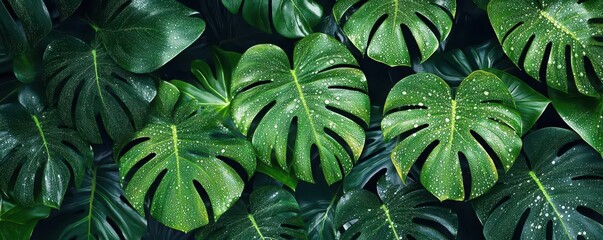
[[1, 0, 603, 239]]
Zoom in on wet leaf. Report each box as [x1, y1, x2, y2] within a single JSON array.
[[0, 195, 50, 240], [117, 81, 256, 233], [231, 33, 370, 185], [473, 127, 603, 239], [382, 71, 522, 201]]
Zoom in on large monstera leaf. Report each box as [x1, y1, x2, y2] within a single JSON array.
[[0, 88, 92, 208], [231, 33, 370, 185], [117, 81, 256, 233], [0, 195, 50, 240], [549, 89, 603, 155], [488, 0, 603, 96], [335, 180, 458, 240], [43, 152, 146, 240], [196, 186, 307, 239], [333, 0, 456, 67], [221, 0, 323, 38], [473, 128, 603, 239], [382, 71, 522, 201], [44, 36, 156, 144], [86, 0, 205, 73]]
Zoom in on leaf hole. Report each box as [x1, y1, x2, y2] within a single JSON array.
[[470, 130, 504, 171], [538, 42, 553, 84], [238, 80, 273, 93], [106, 216, 126, 240], [217, 155, 249, 180], [414, 140, 440, 173], [401, 24, 423, 64], [317, 64, 362, 75], [458, 151, 473, 200], [511, 208, 531, 239], [517, 35, 536, 71], [412, 217, 456, 239], [556, 140, 582, 157], [286, 117, 298, 168], [123, 153, 155, 185], [366, 15, 389, 50], [545, 220, 553, 240], [577, 206, 603, 226], [117, 137, 150, 159], [583, 56, 603, 91], [105, 85, 137, 132], [193, 179, 215, 223], [143, 169, 167, 216], [501, 22, 524, 44], [415, 12, 441, 40], [326, 105, 369, 129], [247, 100, 276, 138], [571, 175, 603, 181]]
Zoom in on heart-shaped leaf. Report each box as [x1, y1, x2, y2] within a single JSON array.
[[382, 71, 522, 201], [88, 0, 205, 73], [473, 127, 603, 239], [231, 33, 370, 185], [0, 87, 92, 208], [196, 185, 307, 239], [488, 0, 603, 96], [44, 36, 157, 144], [333, 0, 456, 67], [42, 152, 146, 240], [0, 195, 50, 240], [221, 0, 323, 38], [335, 181, 458, 240], [117, 81, 256, 233], [549, 89, 603, 155]]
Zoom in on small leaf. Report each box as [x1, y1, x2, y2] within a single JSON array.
[[0, 195, 50, 240], [488, 0, 603, 96], [231, 33, 370, 185], [44, 36, 157, 144], [335, 181, 458, 240], [549, 89, 603, 155], [473, 127, 603, 239], [89, 0, 206, 73], [382, 71, 522, 200], [221, 0, 323, 38], [117, 81, 256, 232], [196, 186, 307, 240], [333, 0, 456, 67], [301, 194, 338, 240], [0, 89, 93, 208]]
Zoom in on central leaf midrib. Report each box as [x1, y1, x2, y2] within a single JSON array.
[[248, 214, 265, 240], [447, 100, 458, 146], [170, 125, 182, 185], [291, 70, 321, 146], [32, 115, 51, 161], [528, 171, 571, 239], [537, 10, 580, 45], [380, 204, 400, 239], [87, 167, 98, 240], [91, 49, 106, 107]]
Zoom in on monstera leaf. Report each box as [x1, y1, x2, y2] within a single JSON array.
[[0, 87, 92, 208], [333, 0, 456, 67], [414, 41, 549, 135], [473, 127, 603, 239], [488, 0, 603, 96], [173, 48, 240, 117], [196, 186, 307, 239], [44, 36, 156, 144], [43, 152, 146, 240], [87, 0, 205, 73], [549, 89, 603, 155], [231, 33, 370, 185], [221, 0, 323, 38], [335, 180, 458, 240], [117, 81, 256, 233], [0, 195, 50, 240], [301, 196, 338, 240], [382, 71, 522, 201], [343, 106, 402, 192]]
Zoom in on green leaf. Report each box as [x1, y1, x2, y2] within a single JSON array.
[[89, 0, 206, 73], [335, 181, 458, 240], [231, 33, 370, 185], [196, 186, 307, 240], [44, 154, 146, 240], [44, 36, 157, 144], [382, 71, 522, 201], [0, 195, 50, 240], [343, 106, 402, 192], [173, 48, 240, 117], [486, 69, 549, 135], [301, 194, 338, 240], [333, 0, 456, 67], [473, 127, 603, 239], [414, 40, 550, 135], [0, 88, 93, 208], [117, 81, 256, 233], [488, 0, 603, 96], [221, 0, 323, 38], [472, 0, 489, 10], [549, 89, 603, 155]]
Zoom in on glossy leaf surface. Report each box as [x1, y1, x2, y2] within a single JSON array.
[[231, 33, 370, 184], [117, 81, 256, 232], [196, 186, 307, 239], [333, 0, 456, 66], [0, 196, 50, 240], [382, 71, 522, 200], [473, 127, 603, 239], [44, 36, 156, 143], [488, 0, 603, 96]]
